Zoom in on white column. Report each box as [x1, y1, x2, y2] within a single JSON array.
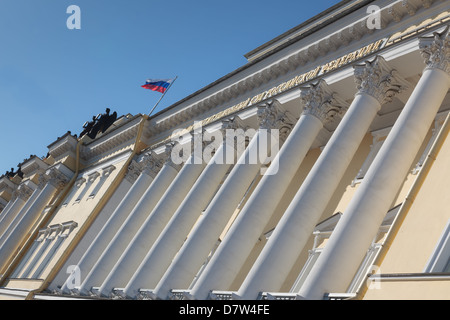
[[0, 183, 34, 239], [236, 56, 410, 299], [152, 129, 270, 299], [58, 156, 159, 293], [96, 145, 210, 296], [0, 166, 71, 266], [189, 83, 348, 300], [0, 184, 41, 250], [120, 118, 249, 299], [76, 150, 181, 295], [299, 28, 450, 300]]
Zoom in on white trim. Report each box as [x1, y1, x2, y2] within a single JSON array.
[[424, 219, 450, 273]]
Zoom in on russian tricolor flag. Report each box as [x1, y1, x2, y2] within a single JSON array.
[[141, 78, 175, 93]]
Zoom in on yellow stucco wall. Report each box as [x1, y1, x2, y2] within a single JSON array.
[[5, 151, 132, 288], [363, 123, 450, 299]]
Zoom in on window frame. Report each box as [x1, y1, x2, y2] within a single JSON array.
[[424, 219, 450, 273]]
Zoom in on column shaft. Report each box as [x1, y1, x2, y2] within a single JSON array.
[[77, 162, 179, 295], [152, 129, 273, 299], [237, 93, 380, 299], [59, 168, 154, 293], [189, 113, 324, 299], [299, 65, 450, 299], [122, 141, 233, 298], [97, 153, 207, 296], [0, 182, 58, 269]]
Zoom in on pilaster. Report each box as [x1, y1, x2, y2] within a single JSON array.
[[300, 79, 348, 125]]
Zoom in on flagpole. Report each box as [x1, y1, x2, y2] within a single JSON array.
[[148, 76, 178, 116]]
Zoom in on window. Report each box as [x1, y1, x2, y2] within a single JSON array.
[[291, 204, 400, 294], [290, 213, 342, 292], [11, 221, 78, 279], [412, 111, 448, 174], [424, 219, 450, 273], [352, 127, 391, 186]]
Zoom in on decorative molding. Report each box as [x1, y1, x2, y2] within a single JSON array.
[[80, 115, 141, 163], [300, 79, 349, 125], [139, 152, 164, 178], [0, 176, 17, 194], [47, 133, 78, 162], [163, 142, 184, 172], [221, 116, 250, 153], [20, 156, 49, 178], [101, 164, 116, 178], [145, 0, 445, 141], [257, 99, 296, 131], [419, 25, 450, 74], [354, 55, 410, 105], [38, 167, 70, 190], [87, 171, 101, 184], [257, 99, 296, 143]]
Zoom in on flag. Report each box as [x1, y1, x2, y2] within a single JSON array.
[[141, 78, 175, 93]]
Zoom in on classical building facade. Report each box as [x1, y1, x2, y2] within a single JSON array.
[[0, 0, 449, 300]]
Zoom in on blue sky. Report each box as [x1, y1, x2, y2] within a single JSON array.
[[0, 0, 341, 175]]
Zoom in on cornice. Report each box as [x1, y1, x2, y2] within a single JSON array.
[[20, 156, 49, 178], [0, 176, 18, 194], [144, 0, 445, 144], [47, 132, 78, 162]]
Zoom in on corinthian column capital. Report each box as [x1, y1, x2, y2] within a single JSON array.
[[124, 159, 141, 184], [354, 55, 409, 105], [419, 25, 450, 74], [257, 99, 296, 132], [39, 167, 69, 190], [221, 115, 246, 132], [300, 79, 348, 124], [140, 151, 164, 178], [13, 183, 34, 202], [164, 142, 184, 172]]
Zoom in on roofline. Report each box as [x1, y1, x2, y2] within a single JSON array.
[[244, 0, 370, 59], [148, 0, 375, 121]]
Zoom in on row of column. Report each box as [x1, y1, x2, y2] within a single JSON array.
[[0, 165, 73, 273], [56, 27, 448, 300], [57, 94, 299, 298], [202, 27, 448, 300], [298, 26, 449, 299]]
